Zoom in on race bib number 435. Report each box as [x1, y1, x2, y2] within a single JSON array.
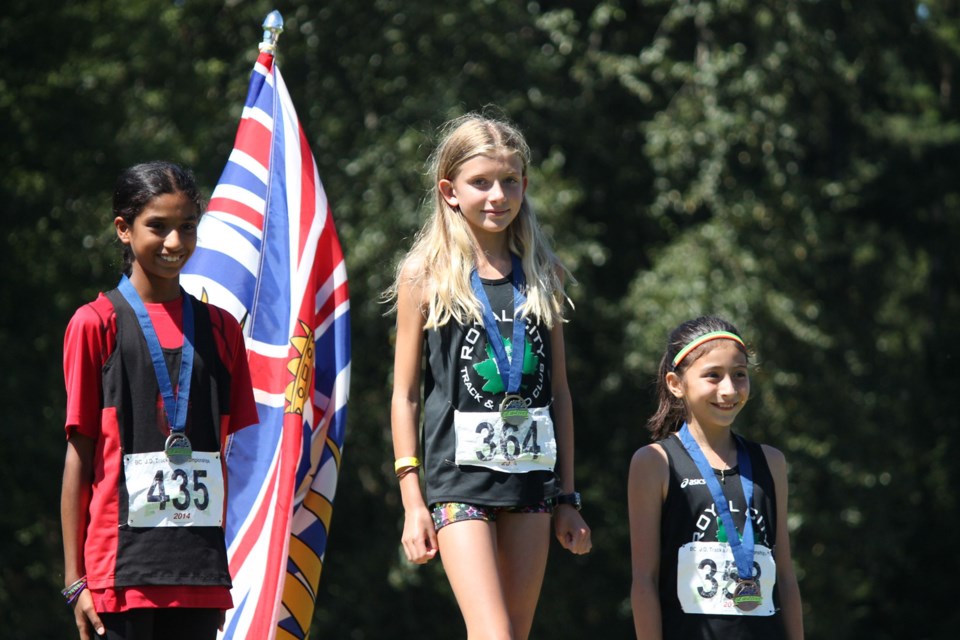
[[123, 452, 224, 528], [453, 407, 557, 473], [677, 541, 777, 616]]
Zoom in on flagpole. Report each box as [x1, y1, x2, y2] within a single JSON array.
[[260, 10, 284, 53], [182, 8, 350, 638]]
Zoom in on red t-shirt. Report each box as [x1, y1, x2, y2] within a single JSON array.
[[63, 292, 259, 612]]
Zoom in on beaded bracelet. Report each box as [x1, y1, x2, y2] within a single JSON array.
[[62, 575, 88, 605]]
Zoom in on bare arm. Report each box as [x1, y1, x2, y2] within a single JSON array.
[[763, 444, 804, 639], [61, 433, 104, 639], [390, 268, 437, 564], [548, 321, 592, 554], [629, 444, 668, 640]]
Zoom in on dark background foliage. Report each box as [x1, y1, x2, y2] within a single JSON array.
[[1, 1, 958, 638]]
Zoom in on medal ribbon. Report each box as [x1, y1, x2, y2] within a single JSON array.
[[469, 254, 527, 394], [118, 276, 194, 434], [678, 423, 756, 582]]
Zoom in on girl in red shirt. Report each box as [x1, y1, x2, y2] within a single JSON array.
[[61, 162, 258, 640]]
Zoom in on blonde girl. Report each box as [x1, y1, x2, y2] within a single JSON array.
[[388, 113, 591, 639]]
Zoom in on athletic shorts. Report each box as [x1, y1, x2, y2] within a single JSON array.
[[97, 607, 220, 640], [430, 500, 554, 531]]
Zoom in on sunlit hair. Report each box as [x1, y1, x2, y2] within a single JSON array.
[[114, 161, 203, 277], [646, 316, 750, 441], [386, 112, 569, 329]]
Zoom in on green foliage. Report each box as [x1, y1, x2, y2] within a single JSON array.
[[1, 1, 958, 638]]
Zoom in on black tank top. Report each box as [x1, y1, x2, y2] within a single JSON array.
[[657, 434, 785, 640], [105, 289, 232, 588], [421, 274, 558, 506]]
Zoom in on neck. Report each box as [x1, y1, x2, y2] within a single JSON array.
[[684, 421, 737, 468], [473, 237, 513, 279], [127, 271, 181, 303]]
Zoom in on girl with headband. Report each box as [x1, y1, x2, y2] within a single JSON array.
[[628, 316, 803, 639]]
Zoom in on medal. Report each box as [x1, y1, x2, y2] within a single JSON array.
[[499, 394, 530, 425], [733, 579, 762, 611], [678, 423, 760, 611], [118, 276, 195, 462], [164, 432, 193, 465], [470, 254, 529, 414]]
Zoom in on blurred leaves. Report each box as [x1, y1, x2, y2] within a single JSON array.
[[1, 1, 958, 638]]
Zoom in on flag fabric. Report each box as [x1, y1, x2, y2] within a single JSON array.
[[181, 49, 350, 640]]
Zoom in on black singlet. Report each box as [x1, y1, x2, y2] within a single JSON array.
[[421, 274, 558, 506]]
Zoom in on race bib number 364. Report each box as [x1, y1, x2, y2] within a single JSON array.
[[676, 541, 776, 616], [123, 452, 225, 528], [453, 407, 557, 473]]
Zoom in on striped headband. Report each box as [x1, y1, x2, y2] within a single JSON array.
[[671, 331, 745, 368]]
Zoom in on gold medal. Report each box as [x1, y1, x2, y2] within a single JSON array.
[[499, 394, 530, 426]]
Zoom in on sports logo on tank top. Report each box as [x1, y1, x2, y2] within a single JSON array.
[[454, 319, 556, 473], [458, 321, 548, 410], [692, 502, 770, 546]]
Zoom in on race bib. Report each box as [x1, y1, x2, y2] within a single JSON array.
[[453, 407, 557, 473], [123, 451, 225, 528], [676, 541, 777, 616]]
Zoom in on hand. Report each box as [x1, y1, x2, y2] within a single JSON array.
[[401, 504, 439, 564], [71, 589, 105, 640], [554, 504, 592, 555]]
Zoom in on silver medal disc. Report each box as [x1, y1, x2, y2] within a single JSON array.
[[164, 432, 193, 465]]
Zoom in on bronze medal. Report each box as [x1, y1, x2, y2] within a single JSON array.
[[499, 394, 530, 426], [732, 578, 762, 612], [164, 432, 193, 465]]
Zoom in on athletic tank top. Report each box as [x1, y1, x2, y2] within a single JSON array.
[[421, 274, 558, 506], [658, 434, 785, 640], [103, 289, 231, 588]]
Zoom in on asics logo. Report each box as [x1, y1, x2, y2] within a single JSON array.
[[680, 478, 706, 488]]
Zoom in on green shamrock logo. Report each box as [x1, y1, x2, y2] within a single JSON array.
[[472, 337, 539, 394]]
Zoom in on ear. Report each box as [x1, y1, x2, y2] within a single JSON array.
[[522, 175, 528, 196], [665, 371, 685, 399], [438, 179, 458, 208], [114, 216, 132, 245]]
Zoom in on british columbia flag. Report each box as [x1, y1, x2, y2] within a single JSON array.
[[181, 49, 350, 640]]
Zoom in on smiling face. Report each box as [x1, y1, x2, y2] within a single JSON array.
[[115, 190, 199, 302], [438, 151, 527, 241], [666, 340, 750, 432]]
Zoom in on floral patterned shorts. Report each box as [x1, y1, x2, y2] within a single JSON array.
[[430, 500, 554, 532]]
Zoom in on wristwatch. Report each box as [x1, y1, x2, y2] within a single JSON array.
[[556, 491, 582, 511]]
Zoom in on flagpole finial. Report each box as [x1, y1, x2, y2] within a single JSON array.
[[259, 10, 284, 53]]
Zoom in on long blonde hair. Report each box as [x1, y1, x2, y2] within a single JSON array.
[[387, 112, 569, 329]]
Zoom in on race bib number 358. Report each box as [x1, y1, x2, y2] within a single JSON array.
[[453, 407, 557, 473], [123, 452, 225, 528], [676, 541, 776, 616]]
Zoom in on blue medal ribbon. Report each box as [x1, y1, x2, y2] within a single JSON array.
[[469, 254, 527, 394], [677, 423, 756, 583], [118, 276, 194, 435]]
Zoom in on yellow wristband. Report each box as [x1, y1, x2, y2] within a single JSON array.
[[394, 456, 421, 473]]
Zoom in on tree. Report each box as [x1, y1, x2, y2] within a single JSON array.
[[2, 1, 957, 638]]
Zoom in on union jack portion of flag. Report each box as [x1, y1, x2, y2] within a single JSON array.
[[181, 50, 350, 640]]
